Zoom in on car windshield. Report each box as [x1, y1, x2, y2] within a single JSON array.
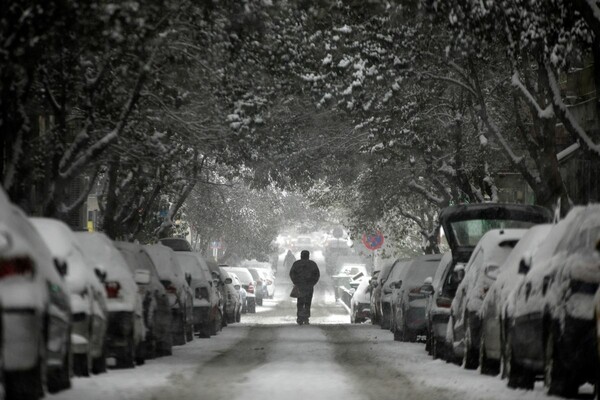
[[451, 219, 537, 247]]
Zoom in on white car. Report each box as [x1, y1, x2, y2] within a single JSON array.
[[447, 228, 526, 369], [146, 244, 194, 344], [75, 232, 145, 368], [350, 276, 371, 323], [175, 252, 222, 337], [0, 189, 71, 399], [228, 272, 247, 314], [222, 267, 256, 313], [30, 217, 108, 377]]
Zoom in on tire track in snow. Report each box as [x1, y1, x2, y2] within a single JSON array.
[[324, 324, 456, 400]]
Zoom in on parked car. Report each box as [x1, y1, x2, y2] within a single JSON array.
[[424, 252, 452, 358], [479, 224, 552, 375], [350, 276, 371, 323], [175, 252, 222, 337], [380, 260, 410, 330], [115, 242, 172, 359], [246, 267, 267, 306], [391, 254, 443, 342], [506, 205, 600, 396], [370, 261, 396, 326], [218, 266, 242, 323], [75, 232, 145, 368], [221, 267, 256, 313], [595, 286, 600, 396], [0, 191, 71, 399], [145, 244, 194, 345], [332, 263, 368, 300], [437, 202, 552, 362], [30, 218, 108, 377], [447, 228, 525, 369], [228, 272, 247, 315]]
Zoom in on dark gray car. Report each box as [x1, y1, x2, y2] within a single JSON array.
[[390, 254, 442, 342]]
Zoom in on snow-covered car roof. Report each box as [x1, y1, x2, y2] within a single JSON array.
[[145, 243, 184, 285], [174, 252, 211, 283], [74, 232, 138, 308], [464, 228, 527, 274], [488, 224, 552, 307], [221, 266, 254, 285], [30, 217, 102, 294]]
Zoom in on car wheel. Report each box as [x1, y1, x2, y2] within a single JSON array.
[[248, 300, 256, 314], [92, 343, 107, 374], [544, 328, 577, 397], [211, 312, 222, 336], [47, 350, 71, 393], [479, 332, 499, 375], [5, 358, 44, 400], [425, 328, 432, 354], [463, 319, 479, 370], [185, 322, 194, 342], [236, 309, 241, 323], [118, 334, 136, 368], [432, 336, 444, 360], [505, 329, 534, 390], [135, 339, 145, 366], [73, 351, 92, 377], [393, 320, 402, 341], [172, 312, 186, 346], [381, 308, 390, 330]]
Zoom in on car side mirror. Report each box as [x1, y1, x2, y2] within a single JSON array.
[[94, 267, 107, 283], [224, 278, 232, 284], [185, 273, 192, 286], [134, 269, 151, 285], [54, 258, 68, 277], [393, 280, 402, 289], [420, 283, 434, 295], [518, 258, 530, 275]]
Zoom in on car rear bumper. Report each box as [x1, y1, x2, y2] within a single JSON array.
[[3, 308, 42, 371], [193, 306, 210, 328], [560, 316, 598, 382], [406, 306, 427, 332], [431, 313, 450, 340], [106, 311, 134, 352]]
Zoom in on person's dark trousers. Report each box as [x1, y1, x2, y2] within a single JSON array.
[[297, 286, 314, 321]]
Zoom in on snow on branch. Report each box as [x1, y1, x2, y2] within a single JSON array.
[[60, 44, 161, 180], [422, 72, 477, 98], [408, 179, 445, 205], [511, 72, 554, 119], [545, 63, 600, 155]]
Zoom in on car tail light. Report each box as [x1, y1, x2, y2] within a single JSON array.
[[105, 281, 121, 298], [247, 283, 255, 294], [166, 285, 177, 294], [479, 286, 490, 299], [0, 257, 34, 279], [195, 287, 209, 300], [436, 297, 451, 308]]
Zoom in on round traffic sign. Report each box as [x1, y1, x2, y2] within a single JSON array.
[[362, 231, 384, 250]]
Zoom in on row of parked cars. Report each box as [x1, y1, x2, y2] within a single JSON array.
[[357, 202, 600, 397], [0, 188, 275, 400]]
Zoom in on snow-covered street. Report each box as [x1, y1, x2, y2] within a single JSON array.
[[47, 264, 593, 400]]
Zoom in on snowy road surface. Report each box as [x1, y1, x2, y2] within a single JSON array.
[[49, 257, 592, 400]]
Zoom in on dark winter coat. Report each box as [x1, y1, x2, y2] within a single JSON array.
[[289, 259, 320, 295]]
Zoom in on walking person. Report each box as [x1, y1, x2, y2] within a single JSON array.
[[289, 250, 320, 325], [283, 249, 295, 274]]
